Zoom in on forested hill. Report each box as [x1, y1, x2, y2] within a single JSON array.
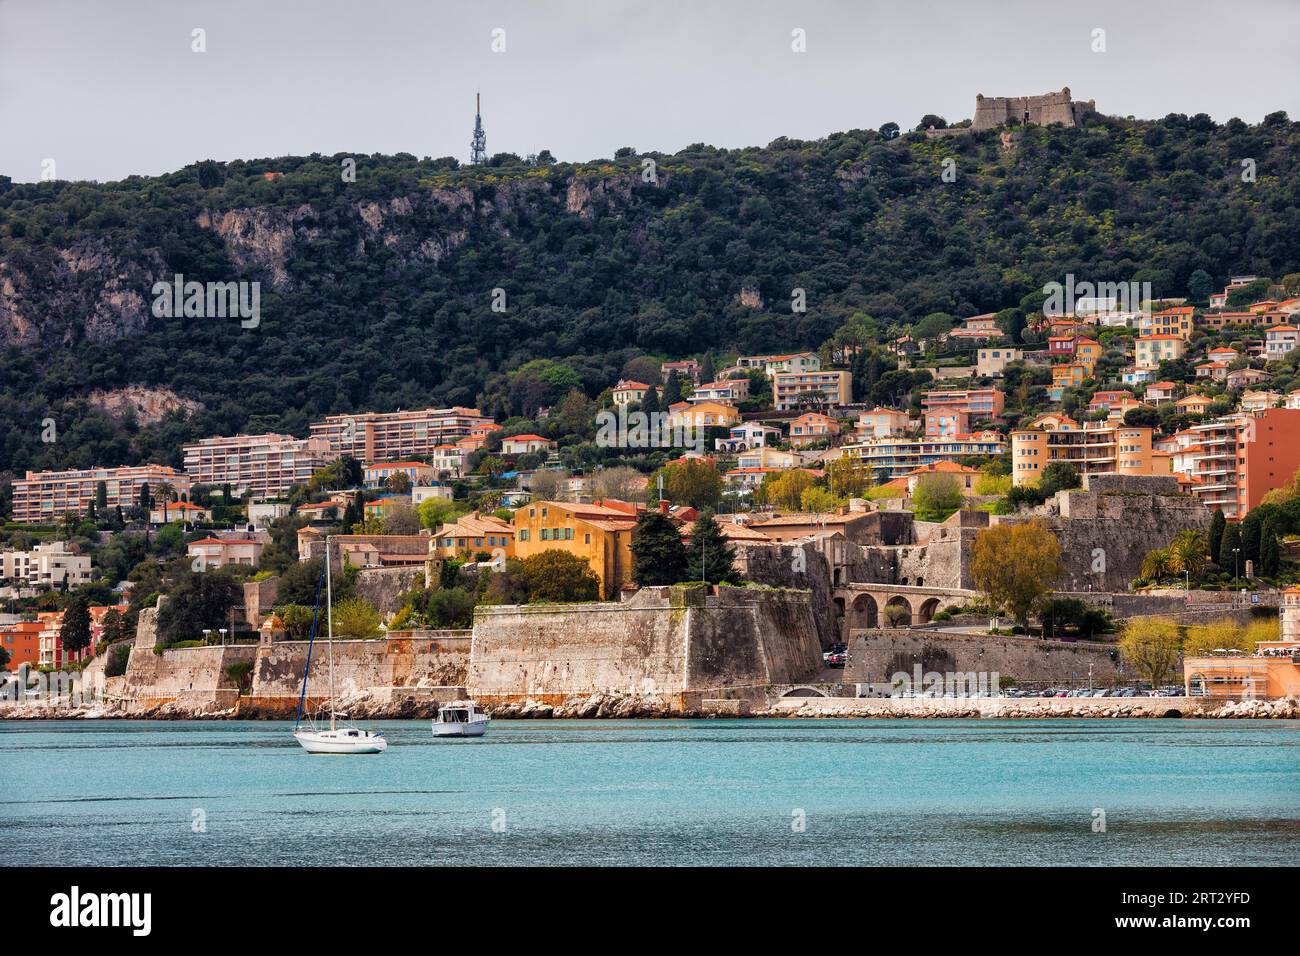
[[0, 109, 1298, 475]]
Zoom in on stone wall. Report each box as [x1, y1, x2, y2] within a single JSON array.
[[467, 585, 822, 710], [845, 627, 1124, 685], [243, 630, 470, 715], [972, 88, 1094, 131], [995, 482, 1212, 591], [119, 605, 257, 713], [736, 541, 838, 646], [355, 566, 427, 614]]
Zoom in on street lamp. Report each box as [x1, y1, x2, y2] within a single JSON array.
[[218, 628, 228, 646], [1233, 548, 1241, 583]]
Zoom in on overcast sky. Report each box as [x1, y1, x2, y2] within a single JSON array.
[[2, 0, 1297, 183]]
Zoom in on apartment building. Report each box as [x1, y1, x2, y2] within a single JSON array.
[[183, 433, 332, 500], [187, 536, 266, 570], [1011, 422, 1157, 487], [715, 423, 781, 453], [921, 388, 1005, 438], [1264, 325, 1300, 360], [0, 541, 92, 589], [976, 347, 1023, 377], [1134, 334, 1187, 369], [789, 412, 840, 448], [1174, 408, 1300, 518], [771, 370, 851, 410], [11, 464, 191, 524], [857, 407, 911, 439], [512, 500, 642, 599], [689, 379, 749, 404], [841, 432, 1007, 481], [311, 407, 493, 462], [764, 352, 821, 376], [1151, 306, 1195, 340], [363, 461, 438, 488]]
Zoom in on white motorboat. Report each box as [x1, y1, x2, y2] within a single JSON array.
[[293, 535, 387, 755], [431, 701, 490, 737]]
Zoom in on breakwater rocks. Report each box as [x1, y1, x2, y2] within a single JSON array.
[[487, 692, 678, 719], [766, 695, 1300, 719]]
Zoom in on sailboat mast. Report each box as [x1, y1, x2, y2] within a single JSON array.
[[326, 534, 336, 731]]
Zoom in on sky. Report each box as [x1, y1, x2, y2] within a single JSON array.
[[1, 0, 1297, 183]]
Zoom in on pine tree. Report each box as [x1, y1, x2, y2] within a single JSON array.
[[1209, 508, 1226, 567], [687, 509, 737, 585], [631, 512, 689, 586]]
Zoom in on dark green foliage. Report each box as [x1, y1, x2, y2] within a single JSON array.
[[0, 116, 1295, 475], [59, 594, 93, 657], [631, 511, 690, 585], [1241, 511, 1262, 565], [1039, 597, 1112, 639], [1208, 509, 1226, 568], [155, 569, 240, 646], [104, 643, 130, 677], [274, 557, 355, 607], [1219, 523, 1243, 576], [686, 509, 737, 585], [1261, 519, 1281, 577]]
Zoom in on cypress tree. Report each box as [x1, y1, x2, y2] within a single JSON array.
[[1241, 511, 1261, 565], [60, 594, 93, 659], [631, 511, 689, 586], [1221, 523, 1243, 579], [698, 351, 715, 384], [95, 480, 108, 512], [642, 385, 661, 415], [686, 509, 737, 585], [662, 370, 682, 406], [1209, 508, 1226, 566], [1261, 520, 1281, 578]]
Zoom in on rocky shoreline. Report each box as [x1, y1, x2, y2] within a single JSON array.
[[3, 691, 1298, 721]]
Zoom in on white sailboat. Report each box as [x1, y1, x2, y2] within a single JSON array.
[[294, 535, 387, 755], [431, 700, 490, 737]]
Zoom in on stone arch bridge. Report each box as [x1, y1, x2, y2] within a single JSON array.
[[833, 584, 981, 640]]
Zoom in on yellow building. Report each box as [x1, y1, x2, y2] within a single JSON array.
[[666, 401, 741, 429], [433, 513, 516, 559], [1151, 306, 1195, 341], [1074, 338, 1103, 371], [1011, 422, 1157, 486], [1051, 363, 1089, 391], [1135, 334, 1186, 369], [512, 500, 641, 599]]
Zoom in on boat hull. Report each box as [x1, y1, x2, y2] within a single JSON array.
[[294, 730, 388, 754], [431, 719, 489, 738]]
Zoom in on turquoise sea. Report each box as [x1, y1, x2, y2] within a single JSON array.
[[3, 719, 1297, 866]]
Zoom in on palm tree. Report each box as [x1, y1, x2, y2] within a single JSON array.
[[155, 481, 175, 523], [1170, 529, 1208, 581], [1140, 547, 1175, 583]]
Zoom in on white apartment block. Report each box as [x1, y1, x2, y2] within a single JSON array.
[[0, 541, 92, 589], [311, 407, 493, 461], [11, 464, 190, 524], [183, 433, 332, 500], [976, 348, 1023, 377]]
